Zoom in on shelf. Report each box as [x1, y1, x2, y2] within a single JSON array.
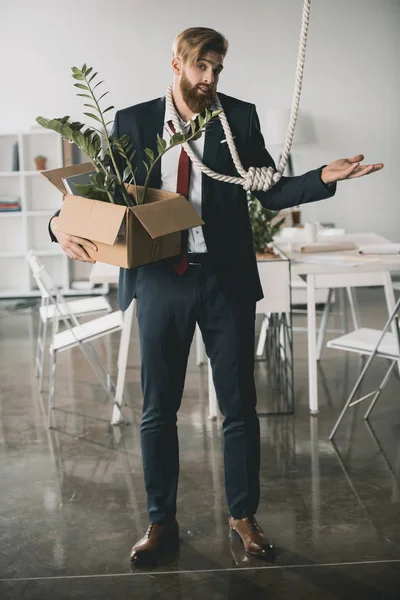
[[22, 129, 58, 137], [34, 250, 65, 257], [0, 130, 100, 297], [0, 250, 64, 259], [0, 211, 58, 218], [26, 210, 57, 217], [0, 170, 44, 177], [0, 212, 23, 218], [0, 252, 26, 259]]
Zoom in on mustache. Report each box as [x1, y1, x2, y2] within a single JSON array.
[[195, 84, 215, 92]]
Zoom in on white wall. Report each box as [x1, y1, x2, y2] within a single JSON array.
[[2, 0, 399, 240]]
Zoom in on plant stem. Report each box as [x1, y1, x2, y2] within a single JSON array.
[[83, 73, 132, 206]]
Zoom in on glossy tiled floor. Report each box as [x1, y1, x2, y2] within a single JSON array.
[[0, 288, 400, 599]]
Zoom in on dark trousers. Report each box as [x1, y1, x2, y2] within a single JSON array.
[[136, 260, 260, 523]]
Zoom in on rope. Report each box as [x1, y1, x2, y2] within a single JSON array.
[[166, 0, 311, 192]]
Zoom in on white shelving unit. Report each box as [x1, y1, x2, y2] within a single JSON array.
[[0, 130, 107, 298]]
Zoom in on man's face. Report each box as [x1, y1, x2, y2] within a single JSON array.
[[179, 52, 224, 114]]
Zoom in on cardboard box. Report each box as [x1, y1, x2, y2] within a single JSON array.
[[42, 163, 204, 268]]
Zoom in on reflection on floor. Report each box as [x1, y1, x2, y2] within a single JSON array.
[[0, 287, 399, 599]]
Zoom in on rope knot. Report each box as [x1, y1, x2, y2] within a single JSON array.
[[243, 166, 282, 192]]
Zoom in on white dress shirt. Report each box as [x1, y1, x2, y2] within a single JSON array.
[[161, 103, 208, 253]]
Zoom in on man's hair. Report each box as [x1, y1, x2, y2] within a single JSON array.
[[172, 27, 228, 65]]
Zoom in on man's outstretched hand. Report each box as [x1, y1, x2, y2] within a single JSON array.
[[321, 154, 384, 184]]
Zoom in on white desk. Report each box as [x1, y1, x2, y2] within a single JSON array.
[[274, 232, 400, 415]]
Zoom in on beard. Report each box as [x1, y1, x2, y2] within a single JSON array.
[[179, 71, 217, 114]]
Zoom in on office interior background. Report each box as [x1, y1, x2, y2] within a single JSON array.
[[1, 1, 400, 598]]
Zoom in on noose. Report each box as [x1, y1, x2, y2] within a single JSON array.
[[166, 0, 311, 192]]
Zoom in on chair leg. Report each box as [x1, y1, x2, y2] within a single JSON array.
[[35, 316, 43, 380], [38, 318, 48, 392], [316, 288, 333, 361], [364, 359, 397, 420], [329, 346, 396, 441], [48, 350, 57, 429]]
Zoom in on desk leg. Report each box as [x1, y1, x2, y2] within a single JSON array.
[[111, 299, 135, 425], [208, 358, 218, 421], [307, 274, 319, 414]]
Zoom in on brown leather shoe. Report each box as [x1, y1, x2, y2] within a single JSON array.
[[130, 520, 179, 563], [229, 516, 274, 558]]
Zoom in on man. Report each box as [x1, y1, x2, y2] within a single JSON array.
[[49, 27, 383, 562]]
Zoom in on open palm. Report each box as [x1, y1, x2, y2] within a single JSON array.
[[322, 154, 384, 184]]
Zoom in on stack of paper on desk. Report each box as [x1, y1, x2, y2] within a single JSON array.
[[298, 242, 358, 253], [358, 244, 400, 254]]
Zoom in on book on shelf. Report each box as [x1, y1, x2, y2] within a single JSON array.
[[0, 196, 21, 212]]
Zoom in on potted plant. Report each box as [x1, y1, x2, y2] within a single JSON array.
[[34, 155, 47, 170], [36, 64, 220, 206], [247, 192, 285, 259]]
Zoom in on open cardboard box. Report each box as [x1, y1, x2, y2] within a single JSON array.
[[42, 162, 204, 268]]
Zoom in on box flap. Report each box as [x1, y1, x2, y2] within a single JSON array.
[[41, 162, 95, 195], [132, 195, 204, 239], [57, 194, 127, 245]]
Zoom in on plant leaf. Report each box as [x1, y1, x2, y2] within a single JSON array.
[[93, 80, 104, 90], [123, 167, 132, 182], [142, 160, 149, 173], [74, 83, 90, 90], [144, 147, 154, 162], [103, 105, 114, 113], [97, 91, 109, 102], [72, 73, 85, 80], [85, 67, 93, 77], [170, 132, 185, 145], [84, 112, 102, 123], [77, 93, 92, 99], [157, 134, 167, 154]]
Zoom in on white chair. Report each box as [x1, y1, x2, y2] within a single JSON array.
[[328, 296, 400, 440], [26, 251, 112, 393], [27, 253, 124, 428]]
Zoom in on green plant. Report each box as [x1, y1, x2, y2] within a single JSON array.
[[36, 64, 220, 206], [247, 193, 285, 254]]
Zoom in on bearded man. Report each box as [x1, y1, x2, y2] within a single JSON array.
[[49, 27, 383, 563]]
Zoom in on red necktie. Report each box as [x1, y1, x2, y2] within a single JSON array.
[[168, 120, 189, 275]]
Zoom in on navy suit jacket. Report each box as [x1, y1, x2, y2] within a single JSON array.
[[50, 93, 336, 311]]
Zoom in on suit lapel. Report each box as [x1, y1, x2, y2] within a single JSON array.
[[202, 102, 225, 205], [203, 113, 224, 171]]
